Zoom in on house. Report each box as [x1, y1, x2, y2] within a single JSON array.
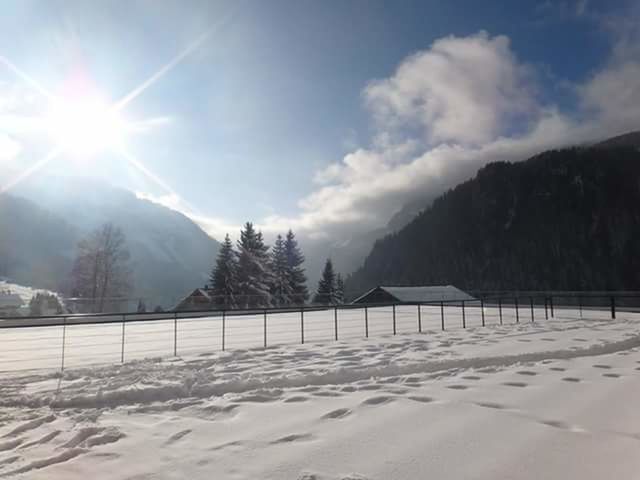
[[0, 290, 24, 317], [174, 287, 214, 311], [352, 285, 475, 305]]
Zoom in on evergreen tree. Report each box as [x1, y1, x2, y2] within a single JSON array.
[[284, 230, 308, 305], [209, 234, 239, 308], [270, 235, 294, 306], [29, 292, 64, 316], [313, 258, 336, 305], [136, 299, 147, 313], [335, 273, 345, 304], [236, 222, 273, 308]]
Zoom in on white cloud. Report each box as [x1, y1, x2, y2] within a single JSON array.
[[364, 32, 537, 146], [261, 27, 639, 242]]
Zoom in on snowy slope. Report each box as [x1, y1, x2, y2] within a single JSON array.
[[1, 310, 640, 479], [0, 280, 60, 305]]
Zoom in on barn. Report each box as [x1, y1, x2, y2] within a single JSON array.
[[174, 287, 214, 311], [352, 285, 475, 305]]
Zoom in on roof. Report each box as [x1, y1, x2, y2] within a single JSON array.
[[0, 293, 24, 308], [353, 285, 475, 304], [192, 288, 212, 300]]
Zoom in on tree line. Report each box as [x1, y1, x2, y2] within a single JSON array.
[[66, 220, 346, 312], [209, 222, 344, 308], [346, 145, 640, 294]]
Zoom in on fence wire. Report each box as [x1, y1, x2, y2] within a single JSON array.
[[1, 293, 638, 372]]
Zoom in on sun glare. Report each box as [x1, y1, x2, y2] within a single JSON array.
[[45, 97, 128, 157]]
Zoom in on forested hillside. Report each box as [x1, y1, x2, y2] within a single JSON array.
[[346, 145, 640, 297]]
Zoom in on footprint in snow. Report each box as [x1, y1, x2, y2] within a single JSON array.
[[593, 365, 612, 369], [475, 401, 507, 410], [361, 396, 394, 406], [549, 367, 566, 372], [516, 371, 537, 376], [502, 381, 528, 388], [603, 373, 621, 378], [407, 396, 434, 403], [165, 429, 191, 445], [284, 395, 310, 403], [321, 408, 352, 420], [562, 377, 581, 383], [271, 433, 314, 444], [447, 384, 469, 390], [539, 419, 571, 430]]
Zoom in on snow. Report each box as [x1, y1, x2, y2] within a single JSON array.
[[0, 280, 60, 310], [0, 303, 612, 371], [1, 307, 640, 479]]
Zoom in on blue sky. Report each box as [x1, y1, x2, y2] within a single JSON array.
[[0, 0, 638, 240]]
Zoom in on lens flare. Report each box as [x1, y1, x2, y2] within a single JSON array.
[[44, 97, 128, 157]]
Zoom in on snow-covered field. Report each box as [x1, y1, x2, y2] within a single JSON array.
[[0, 303, 603, 371], [1, 307, 640, 479]]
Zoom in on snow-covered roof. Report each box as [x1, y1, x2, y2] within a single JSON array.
[[353, 285, 475, 304], [194, 288, 212, 299]]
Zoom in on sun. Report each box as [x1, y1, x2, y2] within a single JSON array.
[[44, 96, 128, 157]]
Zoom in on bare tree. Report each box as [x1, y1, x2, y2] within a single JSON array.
[[70, 223, 132, 312]]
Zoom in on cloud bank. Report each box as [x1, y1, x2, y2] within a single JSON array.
[[256, 23, 639, 242]]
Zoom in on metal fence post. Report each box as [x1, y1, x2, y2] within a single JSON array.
[[515, 297, 519, 323], [462, 301, 466, 328], [301, 306, 305, 344], [392, 304, 397, 335], [364, 306, 369, 338], [550, 296, 554, 318], [481, 298, 485, 327], [121, 315, 126, 363], [579, 296, 583, 318], [440, 301, 445, 330], [60, 317, 67, 372], [173, 311, 178, 356], [417, 304, 422, 333], [611, 296, 616, 319], [222, 310, 226, 351], [544, 297, 548, 320], [530, 297, 534, 323], [334, 306, 338, 341], [263, 309, 267, 348], [498, 298, 503, 325]]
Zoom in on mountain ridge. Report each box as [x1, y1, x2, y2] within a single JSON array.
[[346, 133, 640, 297], [2, 176, 220, 307]]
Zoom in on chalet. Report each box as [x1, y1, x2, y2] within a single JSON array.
[[174, 287, 214, 311], [352, 285, 475, 305]]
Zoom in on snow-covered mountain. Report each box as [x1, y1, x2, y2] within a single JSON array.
[[2, 176, 220, 307]]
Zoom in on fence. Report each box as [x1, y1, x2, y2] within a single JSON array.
[[1, 292, 639, 373]]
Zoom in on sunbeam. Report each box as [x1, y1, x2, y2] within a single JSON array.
[[0, 146, 62, 194], [0, 17, 228, 199], [112, 23, 221, 112], [0, 56, 55, 101], [115, 146, 197, 213]]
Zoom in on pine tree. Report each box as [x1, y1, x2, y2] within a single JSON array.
[[313, 258, 336, 305], [335, 273, 345, 304], [284, 230, 308, 305], [236, 222, 273, 308], [270, 234, 293, 306], [136, 299, 147, 313], [210, 234, 239, 308]]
